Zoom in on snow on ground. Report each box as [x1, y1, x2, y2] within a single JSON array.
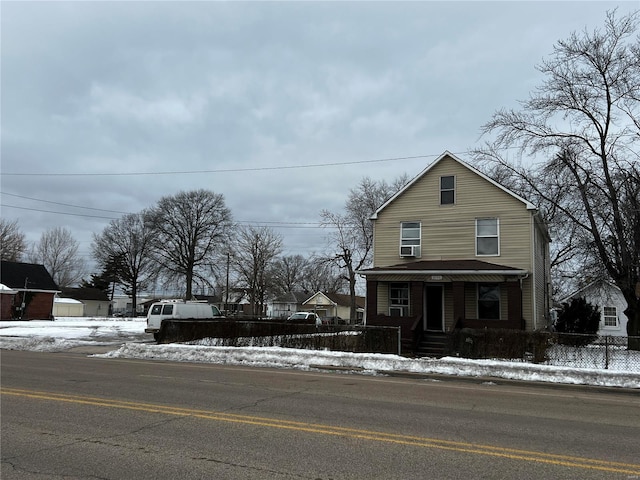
[[1, 317, 639, 389]]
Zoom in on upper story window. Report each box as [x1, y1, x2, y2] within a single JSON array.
[[440, 175, 455, 205], [400, 222, 421, 257], [603, 306, 618, 328], [476, 218, 499, 256]]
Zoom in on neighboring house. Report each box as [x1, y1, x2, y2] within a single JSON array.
[[559, 280, 628, 337], [218, 289, 255, 316], [59, 287, 111, 317], [268, 291, 309, 319], [0, 261, 60, 320], [357, 151, 552, 353], [0, 283, 19, 320], [111, 294, 151, 316], [302, 292, 365, 323], [53, 297, 84, 317]]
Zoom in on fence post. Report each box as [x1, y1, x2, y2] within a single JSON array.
[[397, 327, 402, 356], [604, 335, 609, 370]]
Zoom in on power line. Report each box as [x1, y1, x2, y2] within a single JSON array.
[[1, 192, 335, 226], [1, 153, 443, 177], [1, 192, 130, 214], [2, 204, 120, 220], [0, 203, 332, 227]]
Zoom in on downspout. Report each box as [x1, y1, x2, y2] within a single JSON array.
[[530, 213, 537, 331], [519, 272, 530, 329]]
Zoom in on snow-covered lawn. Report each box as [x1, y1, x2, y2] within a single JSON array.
[[1, 317, 638, 389]]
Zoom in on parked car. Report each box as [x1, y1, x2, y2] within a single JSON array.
[[321, 316, 345, 325], [286, 312, 322, 326], [145, 301, 224, 340]]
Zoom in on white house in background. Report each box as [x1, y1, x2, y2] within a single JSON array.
[[302, 292, 365, 323], [561, 280, 628, 336], [111, 294, 150, 316], [59, 288, 111, 317], [53, 297, 84, 317], [267, 291, 309, 319]]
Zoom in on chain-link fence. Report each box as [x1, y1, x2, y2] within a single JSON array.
[[449, 329, 640, 372], [546, 335, 640, 371]]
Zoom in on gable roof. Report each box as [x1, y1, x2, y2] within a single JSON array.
[[371, 151, 536, 219], [303, 291, 365, 309], [272, 291, 310, 304], [60, 287, 110, 302], [324, 292, 365, 309], [559, 279, 623, 304], [0, 261, 59, 292]]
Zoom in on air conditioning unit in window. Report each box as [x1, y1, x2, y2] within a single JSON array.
[[400, 245, 419, 257]]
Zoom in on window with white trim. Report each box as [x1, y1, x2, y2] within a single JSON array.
[[440, 175, 455, 205], [476, 218, 499, 256], [389, 282, 410, 317], [603, 306, 618, 328], [478, 284, 501, 320], [400, 222, 421, 257]]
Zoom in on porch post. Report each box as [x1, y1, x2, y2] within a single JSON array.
[[366, 280, 378, 322], [452, 281, 465, 329]]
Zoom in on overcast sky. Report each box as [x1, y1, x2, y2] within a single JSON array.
[[2, 1, 638, 271]]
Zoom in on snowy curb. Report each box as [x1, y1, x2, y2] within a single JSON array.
[[95, 343, 640, 389]]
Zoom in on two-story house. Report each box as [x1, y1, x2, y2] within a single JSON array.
[[358, 152, 552, 354]]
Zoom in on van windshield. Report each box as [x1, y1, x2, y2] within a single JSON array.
[[211, 305, 221, 316], [150, 305, 162, 315]]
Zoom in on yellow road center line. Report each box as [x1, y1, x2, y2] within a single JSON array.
[[3, 387, 639, 475]]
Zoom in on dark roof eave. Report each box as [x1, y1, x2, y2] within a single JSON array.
[[358, 269, 529, 277]]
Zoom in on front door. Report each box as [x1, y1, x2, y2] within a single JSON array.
[[425, 285, 444, 331]]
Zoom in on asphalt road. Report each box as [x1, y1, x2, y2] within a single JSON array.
[[2, 349, 639, 479]]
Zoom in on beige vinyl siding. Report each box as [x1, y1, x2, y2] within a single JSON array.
[[374, 156, 533, 271], [377, 282, 389, 315], [532, 219, 551, 329]]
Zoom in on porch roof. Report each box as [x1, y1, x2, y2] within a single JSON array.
[[358, 259, 528, 277]]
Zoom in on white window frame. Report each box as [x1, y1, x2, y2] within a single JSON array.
[[389, 282, 410, 317], [602, 306, 619, 328], [400, 221, 421, 257], [440, 175, 455, 205], [476, 218, 500, 256]]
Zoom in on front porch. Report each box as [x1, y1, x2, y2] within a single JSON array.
[[359, 259, 531, 356], [364, 279, 527, 356]]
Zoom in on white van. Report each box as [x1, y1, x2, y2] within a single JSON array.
[[145, 301, 224, 339]]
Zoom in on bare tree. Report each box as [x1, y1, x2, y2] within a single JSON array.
[[231, 225, 283, 317], [477, 9, 640, 344], [0, 219, 26, 261], [320, 175, 408, 322], [28, 227, 85, 288], [270, 254, 309, 294], [301, 257, 346, 294], [92, 212, 156, 314], [147, 190, 233, 300]]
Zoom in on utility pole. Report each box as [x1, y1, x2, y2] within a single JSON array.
[[225, 251, 230, 314]]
